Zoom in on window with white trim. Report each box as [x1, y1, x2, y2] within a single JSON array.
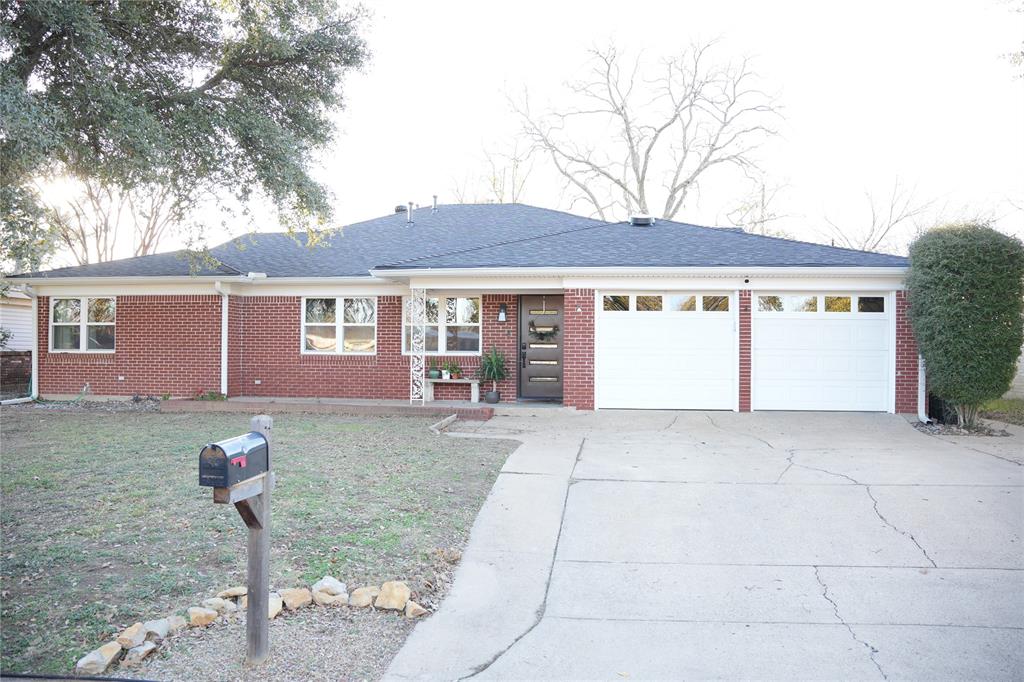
[[50, 297, 116, 351], [402, 296, 481, 354], [302, 297, 377, 354]]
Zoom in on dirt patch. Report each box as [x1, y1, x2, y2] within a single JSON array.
[[913, 421, 1011, 438]]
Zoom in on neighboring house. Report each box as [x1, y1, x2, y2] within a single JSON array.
[[5, 203, 921, 413], [1007, 344, 1024, 399], [1, 289, 34, 399]]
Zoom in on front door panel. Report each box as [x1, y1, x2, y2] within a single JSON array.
[[519, 295, 564, 400]]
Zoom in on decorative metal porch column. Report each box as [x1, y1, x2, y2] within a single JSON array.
[[408, 288, 427, 404]]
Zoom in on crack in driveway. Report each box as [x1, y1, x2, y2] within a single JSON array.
[[461, 437, 586, 679], [705, 413, 776, 449], [865, 485, 938, 568], [814, 566, 889, 680]]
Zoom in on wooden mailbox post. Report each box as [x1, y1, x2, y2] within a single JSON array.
[[199, 414, 274, 665]]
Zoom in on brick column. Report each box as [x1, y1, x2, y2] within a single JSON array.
[[894, 290, 920, 414], [738, 290, 752, 412], [563, 288, 595, 410], [481, 294, 519, 402]]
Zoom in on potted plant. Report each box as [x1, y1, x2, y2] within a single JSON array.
[[448, 361, 462, 380], [479, 346, 507, 404], [441, 363, 451, 380], [428, 358, 441, 379]]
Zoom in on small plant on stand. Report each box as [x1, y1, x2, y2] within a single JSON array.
[[448, 361, 462, 380], [428, 358, 441, 379], [479, 346, 507, 404]]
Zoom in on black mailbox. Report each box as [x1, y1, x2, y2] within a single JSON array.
[[199, 432, 269, 488]]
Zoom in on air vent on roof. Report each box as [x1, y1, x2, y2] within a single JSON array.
[[394, 205, 407, 213], [629, 215, 656, 226]]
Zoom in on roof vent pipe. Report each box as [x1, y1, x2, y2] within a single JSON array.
[[629, 215, 655, 226], [407, 201, 414, 224], [432, 194, 438, 212]]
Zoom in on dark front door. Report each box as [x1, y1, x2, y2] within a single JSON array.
[[519, 295, 564, 400]]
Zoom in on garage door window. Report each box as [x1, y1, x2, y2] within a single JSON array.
[[858, 296, 885, 313], [758, 295, 816, 312], [666, 295, 697, 311], [636, 295, 662, 311], [702, 295, 730, 312], [603, 295, 630, 311], [825, 296, 852, 312]]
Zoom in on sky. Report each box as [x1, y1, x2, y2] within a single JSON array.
[[47, 0, 1024, 265]]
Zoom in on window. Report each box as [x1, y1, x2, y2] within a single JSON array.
[[667, 295, 698, 312], [858, 296, 885, 313], [636, 295, 662, 311], [702, 295, 730, 312], [50, 297, 115, 351], [603, 295, 630, 311], [303, 297, 376, 354], [403, 296, 481, 354], [825, 296, 852, 312], [758, 295, 783, 312], [785, 295, 817, 313]]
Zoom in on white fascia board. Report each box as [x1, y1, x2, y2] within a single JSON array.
[[15, 275, 404, 297], [372, 265, 908, 279]]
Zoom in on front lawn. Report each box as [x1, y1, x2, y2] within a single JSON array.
[[0, 406, 515, 675], [981, 397, 1024, 426]]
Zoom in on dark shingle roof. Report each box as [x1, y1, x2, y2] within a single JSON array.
[[10, 204, 907, 279], [376, 219, 909, 270]]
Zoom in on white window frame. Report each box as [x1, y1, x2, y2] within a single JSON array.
[[401, 295, 483, 356], [49, 296, 116, 353], [300, 296, 378, 355]]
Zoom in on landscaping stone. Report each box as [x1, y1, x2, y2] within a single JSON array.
[[217, 585, 247, 599], [201, 597, 236, 614], [121, 641, 157, 668], [188, 607, 218, 627], [167, 615, 187, 633], [239, 595, 248, 609], [349, 586, 380, 608], [374, 581, 411, 611], [312, 575, 347, 596], [143, 618, 170, 642], [313, 589, 348, 606], [268, 593, 284, 619], [405, 600, 428, 618], [116, 622, 146, 649], [279, 587, 313, 610], [75, 641, 121, 675]]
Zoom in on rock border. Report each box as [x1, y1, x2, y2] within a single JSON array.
[[74, 577, 428, 676]]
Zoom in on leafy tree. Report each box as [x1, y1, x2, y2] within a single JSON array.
[[1, 0, 369, 272], [907, 223, 1024, 427]]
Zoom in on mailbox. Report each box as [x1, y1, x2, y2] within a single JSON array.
[[199, 432, 269, 488]]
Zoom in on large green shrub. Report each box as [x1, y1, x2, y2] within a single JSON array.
[[907, 223, 1024, 427]]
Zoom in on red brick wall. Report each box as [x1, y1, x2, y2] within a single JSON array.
[[563, 288, 595, 410], [37, 295, 221, 397], [895, 290, 920, 414], [230, 294, 518, 402], [738, 290, 752, 412]]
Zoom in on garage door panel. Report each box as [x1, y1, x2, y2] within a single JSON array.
[[597, 298, 735, 410], [753, 296, 890, 412]]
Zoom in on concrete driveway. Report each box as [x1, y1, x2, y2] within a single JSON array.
[[386, 411, 1024, 680]]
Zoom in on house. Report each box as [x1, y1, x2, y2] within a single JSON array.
[[5, 203, 921, 413], [1, 289, 34, 399]]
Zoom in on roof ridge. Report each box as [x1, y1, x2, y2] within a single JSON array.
[[375, 216, 611, 269]]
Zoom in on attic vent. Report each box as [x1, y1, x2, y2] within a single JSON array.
[[394, 205, 407, 213], [629, 215, 656, 226]]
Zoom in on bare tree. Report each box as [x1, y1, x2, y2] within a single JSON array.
[[512, 41, 779, 221], [43, 179, 187, 264], [451, 142, 534, 204], [824, 179, 934, 253], [726, 175, 791, 237]]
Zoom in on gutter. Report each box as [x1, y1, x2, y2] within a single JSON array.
[[27, 285, 38, 400], [368, 265, 910, 279], [214, 281, 229, 396]]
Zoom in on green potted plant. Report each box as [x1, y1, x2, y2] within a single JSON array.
[[479, 346, 507, 404], [448, 360, 462, 380], [428, 358, 441, 379]]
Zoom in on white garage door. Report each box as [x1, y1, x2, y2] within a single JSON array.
[[752, 293, 890, 411], [596, 292, 735, 410]]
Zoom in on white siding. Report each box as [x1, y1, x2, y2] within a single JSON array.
[[0, 302, 34, 352]]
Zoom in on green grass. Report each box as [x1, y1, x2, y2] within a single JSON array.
[[0, 407, 515, 674], [981, 397, 1024, 426]]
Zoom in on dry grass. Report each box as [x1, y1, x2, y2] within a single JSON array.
[[0, 405, 515, 675]]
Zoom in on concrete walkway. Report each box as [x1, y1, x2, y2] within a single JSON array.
[[386, 410, 1024, 680]]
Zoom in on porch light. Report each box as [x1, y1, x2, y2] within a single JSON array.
[[497, 303, 507, 322]]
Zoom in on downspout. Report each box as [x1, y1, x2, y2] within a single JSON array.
[[214, 282, 228, 397], [917, 354, 930, 423]]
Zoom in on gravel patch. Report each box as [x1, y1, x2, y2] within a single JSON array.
[[22, 396, 162, 412], [127, 607, 414, 682], [913, 420, 1010, 437]]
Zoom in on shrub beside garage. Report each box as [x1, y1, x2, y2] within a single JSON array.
[[907, 223, 1024, 427]]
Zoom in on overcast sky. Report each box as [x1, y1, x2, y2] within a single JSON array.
[[50, 0, 1024, 264]]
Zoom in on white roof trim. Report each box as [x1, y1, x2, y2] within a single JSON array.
[[370, 266, 908, 279]]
